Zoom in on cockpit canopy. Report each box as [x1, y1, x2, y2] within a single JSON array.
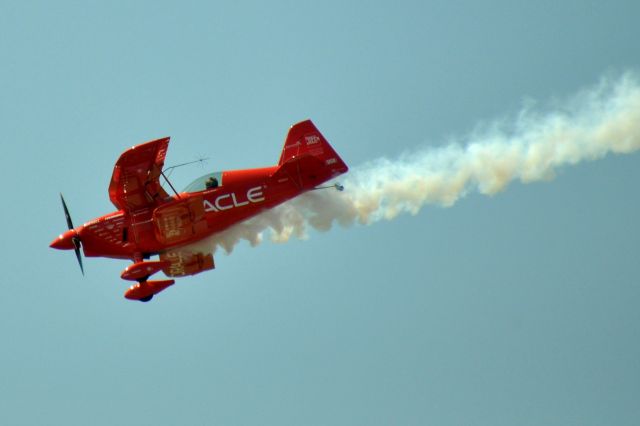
[[183, 172, 223, 193]]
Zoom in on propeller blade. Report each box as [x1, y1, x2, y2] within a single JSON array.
[[59, 193, 85, 276], [60, 193, 75, 230], [73, 238, 84, 276]]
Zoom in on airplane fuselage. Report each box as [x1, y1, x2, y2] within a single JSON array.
[[50, 119, 348, 301], [76, 165, 311, 259]]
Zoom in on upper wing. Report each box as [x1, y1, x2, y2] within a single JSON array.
[[108, 137, 172, 211]]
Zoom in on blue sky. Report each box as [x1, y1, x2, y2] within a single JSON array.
[[2, 1, 640, 425]]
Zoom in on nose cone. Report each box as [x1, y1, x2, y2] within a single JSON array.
[[50, 229, 77, 250]]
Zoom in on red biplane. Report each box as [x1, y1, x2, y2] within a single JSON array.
[[50, 120, 348, 302]]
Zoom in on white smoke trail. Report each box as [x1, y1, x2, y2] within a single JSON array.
[[200, 73, 640, 254]]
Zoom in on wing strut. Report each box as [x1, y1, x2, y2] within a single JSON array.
[[160, 170, 181, 199]]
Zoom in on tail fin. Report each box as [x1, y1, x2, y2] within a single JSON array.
[[275, 120, 348, 189]]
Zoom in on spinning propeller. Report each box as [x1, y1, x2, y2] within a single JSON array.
[[50, 194, 84, 275]]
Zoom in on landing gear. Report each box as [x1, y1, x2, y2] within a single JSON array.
[[123, 279, 176, 301], [137, 276, 152, 302], [122, 258, 176, 302]]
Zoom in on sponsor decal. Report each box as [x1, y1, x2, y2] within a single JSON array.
[[164, 251, 186, 276], [305, 135, 320, 145], [203, 185, 265, 213], [285, 141, 301, 149]]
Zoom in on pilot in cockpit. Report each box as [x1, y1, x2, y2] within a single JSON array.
[[205, 176, 219, 189]]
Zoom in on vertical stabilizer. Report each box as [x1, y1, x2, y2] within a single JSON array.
[[276, 120, 348, 188]]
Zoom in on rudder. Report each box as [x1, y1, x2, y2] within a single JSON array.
[[278, 120, 348, 182]]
